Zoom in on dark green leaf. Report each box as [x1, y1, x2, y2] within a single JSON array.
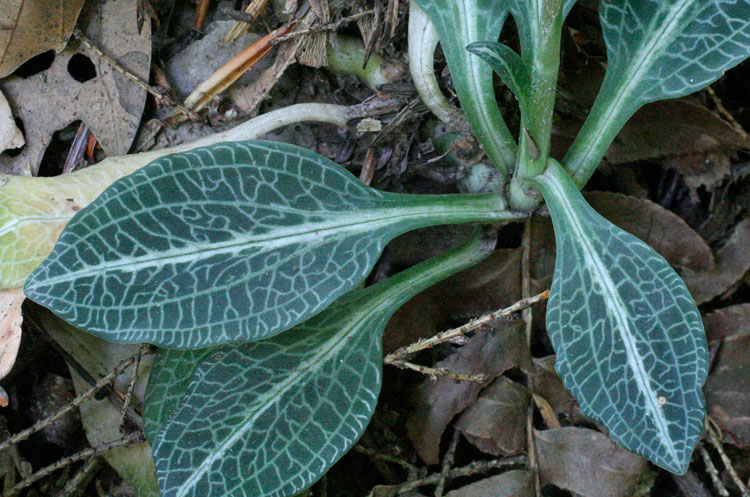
[[150, 229, 497, 497], [565, 0, 750, 186], [531, 160, 708, 474], [143, 347, 217, 444], [24, 141, 517, 348], [466, 42, 530, 117]]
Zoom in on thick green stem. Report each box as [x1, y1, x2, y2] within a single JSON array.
[[508, 0, 563, 211]]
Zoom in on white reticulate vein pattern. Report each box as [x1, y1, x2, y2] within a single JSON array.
[[533, 162, 707, 474], [24, 141, 505, 348]]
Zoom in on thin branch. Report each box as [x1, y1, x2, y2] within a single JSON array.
[[0, 356, 136, 452], [72, 28, 198, 120], [706, 421, 750, 496], [390, 361, 488, 383], [434, 431, 460, 497], [384, 291, 549, 365], [699, 446, 730, 497], [4, 433, 143, 496], [368, 456, 527, 496]]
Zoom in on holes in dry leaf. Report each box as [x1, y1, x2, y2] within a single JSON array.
[[13, 51, 55, 78], [67, 54, 97, 83], [38, 121, 83, 177], [3, 118, 25, 157]]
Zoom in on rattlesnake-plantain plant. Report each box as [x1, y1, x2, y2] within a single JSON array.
[[9, 0, 750, 496]]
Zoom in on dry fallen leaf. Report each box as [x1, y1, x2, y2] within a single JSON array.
[[0, 90, 23, 154], [0, 288, 23, 385], [684, 218, 750, 304], [703, 303, 750, 342], [385, 247, 522, 352], [444, 470, 534, 497], [702, 308, 750, 447], [455, 377, 530, 456], [606, 100, 748, 166], [0, 0, 150, 175], [536, 427, 647, 497], [0, 0, 85, 78], [406, 321, 529, 465]]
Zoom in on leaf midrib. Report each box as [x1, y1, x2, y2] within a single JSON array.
[[31, 205, 481, 287], [169, 307, 373, 497], [543, 169, 679, 463], [579, 0, 697, 169]]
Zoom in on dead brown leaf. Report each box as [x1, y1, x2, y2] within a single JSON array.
[[586, 192, 715, 272], [406, 321, 529, 465], [444, 470, 534, 497], [0, 90, 23, 154], [536, 427, 647, 497], [703, 303, 750, 342], [684, 218, 750, 304], [0, 0, 85, 78], [455, 377, 530, 456], [385, 247, 522, 352], [533, 192, 715, 273], [606, 100, 748, 165], [530, 356, 577, 418], [0, 0, 150, 175], [0, 288, 23, 383], [703, 324, 750, 447]]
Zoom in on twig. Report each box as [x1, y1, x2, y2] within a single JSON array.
[[0, 356, 136, 452], [522, 221, 542, 497], [391, 361, 487, 383], [706, 421, 750, 496], [706, 86, 746, 134], [434, 431, 460, 497], [368, 456, 526, 496], [354, 445, 418, 474], [62, 123, 92, 174], [271, 10, 375, 44], [4, 433, 143, 496], [72, 28, 198, 120], [119, 344, 144, 426], [55, 457, 102, 497], [384, 291, 550, 365], [699, 445, 730, 497]]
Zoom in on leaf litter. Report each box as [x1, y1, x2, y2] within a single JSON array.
[[1, 1, 750, 495]]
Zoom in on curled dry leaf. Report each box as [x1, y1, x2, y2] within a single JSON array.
[[444, 470, 534, 497], [0, 0, 150, 175], [0, 90, 23, 154], [0, 288, 23, 384], [454, 377, 530, 456], [0, 0, 85, 78], [702, 304, 750, 447], [406, 321, 529, 465], [684, 218, 750, 304], [606, 100, 748, 166], [703, 303, 750, 342], [536, 427, 647, 497]]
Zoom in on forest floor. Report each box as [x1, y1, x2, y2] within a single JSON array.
[[0, 1, 749, 496]]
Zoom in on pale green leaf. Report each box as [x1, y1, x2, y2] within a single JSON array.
[[412, 0, 516, 172], [150, 229, 497, 497], [565, 0, 750, 186], [531, 160, 708, 474], [24, 140, 517, 348]]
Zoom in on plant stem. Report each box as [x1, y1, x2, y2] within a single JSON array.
[[508, 0, 564, 210], [407, 2, 466, 131]]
